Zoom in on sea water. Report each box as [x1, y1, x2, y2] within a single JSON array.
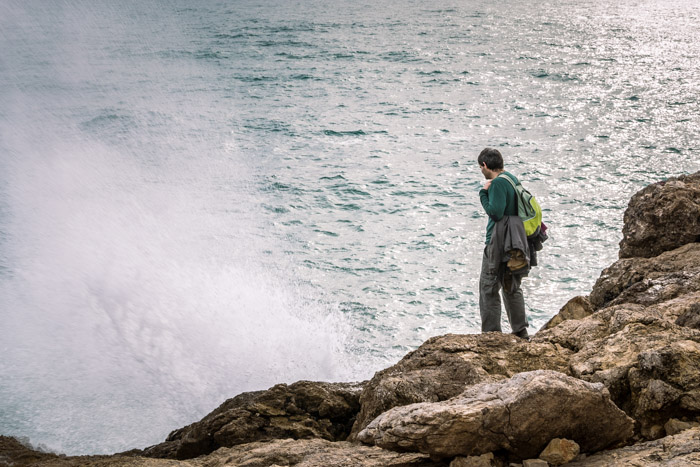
[[1, 0, 698, 455]]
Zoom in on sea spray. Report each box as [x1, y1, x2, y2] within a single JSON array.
[[0, 1, 360, 455], [0, 110, 359, 455]]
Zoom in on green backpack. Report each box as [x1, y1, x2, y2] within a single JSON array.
[[498, 173, 542, 237]]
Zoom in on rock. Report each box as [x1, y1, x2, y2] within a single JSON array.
[[0, 436, 443, 467], [565, 427, 700, 466], [200, 438, 444, 467], [539, 438, 580, 465], [0, 436, 59, 466], [143, 380, 365, 460], [0, 435, 183, 466], [450, 453, 500, 467], [540, 296, 593, 331], [618, 171, 700, 259], [664, 418, 700, 436], [589, 243, 700, 310], [357, 370, 634, 461], [349, 333, 572, 438], [522, 460, 548, 467]]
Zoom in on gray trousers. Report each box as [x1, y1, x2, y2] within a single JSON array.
[[479, 248, 528, 334]]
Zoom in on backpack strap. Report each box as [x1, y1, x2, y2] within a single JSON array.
[[497, 173, 520, 213], [497, 172, 518, 188]]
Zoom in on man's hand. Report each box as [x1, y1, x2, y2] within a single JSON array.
[[483, 179, 492, 190]]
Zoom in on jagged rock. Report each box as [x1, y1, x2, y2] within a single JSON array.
[[349, 333, 572, 438], [540, 296, 593, 331], [618, 171, 700, 259], [589, 243, 700, 310], [0, 436, 443, 467], [535, 294, 700, 438], [143, 380, 365, 460], [664, 418, 700, 436], [200, 438, 444, 467], [566, 427, 700, 466], [356, 370, 634, 461], [539, 438, 580, 465]]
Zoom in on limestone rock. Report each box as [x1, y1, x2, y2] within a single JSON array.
[[618, 171, 700, 259], [539, 438, 580, 465], [664, 418, 700, 436], [540, 296, 593, 331], [200, 438, 443, 467], [566, 427, 700, 466], [589, 243, 700, 310], [0, 437, 442, 467], [349, 333, 572, 438], [143, 380, 364, 460], [357, 370, 634, 461]]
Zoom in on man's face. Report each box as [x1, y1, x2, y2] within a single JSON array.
[[479, 162, 490, 179]]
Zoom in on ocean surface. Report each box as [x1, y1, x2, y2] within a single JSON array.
[[1, 0, 698, 455]]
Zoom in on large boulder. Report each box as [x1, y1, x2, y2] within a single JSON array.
[[357, 370, 634, 461], [618, 171, 700, 259], [535, 290, 700, 436], [143, 380, 364, 460], [349, 333, 572, 439]]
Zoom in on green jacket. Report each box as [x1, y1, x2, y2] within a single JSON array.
[[479, 171, 518, 245]]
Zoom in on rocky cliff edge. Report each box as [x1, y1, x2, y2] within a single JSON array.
[[2, 171, 700, 466]]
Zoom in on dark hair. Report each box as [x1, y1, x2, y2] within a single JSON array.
[[477, 147, 504, 170]]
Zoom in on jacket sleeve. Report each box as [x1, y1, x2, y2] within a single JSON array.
[[479, 178, 509, 221]]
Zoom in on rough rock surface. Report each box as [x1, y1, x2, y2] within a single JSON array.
[[142, 380, 364, 460], [566, 426, 700, 466], [197, 438, 444, 467], [540, 296, 594, 331], [349, 333, 572, 438], [538, 438, 580, 466], [0, 437, 444, 467], [5, 171, 700, 467], [618, 171, 700, 259], [356, 370, 634, 460], [589, 243, 700, 310]]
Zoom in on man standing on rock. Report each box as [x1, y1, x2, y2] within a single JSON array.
[[477, 147, 529, 339]]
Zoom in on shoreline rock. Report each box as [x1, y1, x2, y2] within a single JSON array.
[[2, 171, 700, 466]]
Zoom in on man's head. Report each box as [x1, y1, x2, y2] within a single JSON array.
[[477, 147, 504, 171], [478, 147, 504, 180]]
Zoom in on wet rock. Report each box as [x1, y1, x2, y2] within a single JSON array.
[[565, 427, 700, 466], [349, 333, 572, 438], [538, 438, 580, 466], [143, 380, 364, 460], [357, 370, 633, 461], [0, 436, 59, 466], [618, 171, 700, 259]]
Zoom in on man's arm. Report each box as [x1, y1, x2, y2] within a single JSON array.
[[479, 178, 508, 221]]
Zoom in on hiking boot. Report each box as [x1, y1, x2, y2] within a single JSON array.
[[513, 329, 530, 341]]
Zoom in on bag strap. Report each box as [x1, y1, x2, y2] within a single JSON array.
[[497, 172, 518, 188], [497, 173, 520, 213]]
